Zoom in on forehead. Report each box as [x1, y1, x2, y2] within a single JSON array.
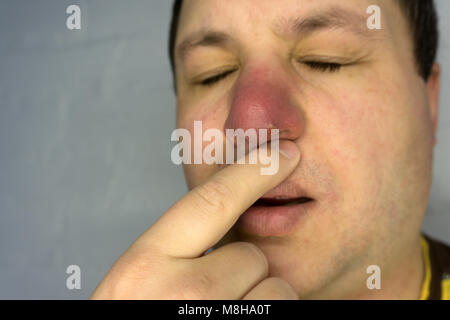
[[177, 0, 399, 39]]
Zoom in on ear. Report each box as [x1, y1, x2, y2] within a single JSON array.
[[426, 63, 441, 146]]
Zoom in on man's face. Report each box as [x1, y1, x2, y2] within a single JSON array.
[[173, 0, 438, 298]]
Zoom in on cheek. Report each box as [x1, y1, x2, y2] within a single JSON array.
[[309, 75, 432, 216], [177, 97, 226, 129], [177, 100, 230, 188], [308, 89, 382, 165], [305, 85, 403, 201]]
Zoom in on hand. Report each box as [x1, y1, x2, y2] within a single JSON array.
[[91, 141, 300, 299]]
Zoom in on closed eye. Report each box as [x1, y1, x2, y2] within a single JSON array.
[[198, 61, 341, 87], [303, 61, 343, 73], [200, 69, 236, 86]]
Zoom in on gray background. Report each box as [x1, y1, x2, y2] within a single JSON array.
[[0, 0, 448, 299]]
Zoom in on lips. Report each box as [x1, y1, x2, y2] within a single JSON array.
[[236, 180, 316, 236]]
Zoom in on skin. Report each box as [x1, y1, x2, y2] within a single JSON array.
[[91, 0, 440, 299]]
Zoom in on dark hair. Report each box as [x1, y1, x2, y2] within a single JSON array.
[[397, 0, 439, 80], [168, 0, 438, 82], [169, 0, 183, 83]]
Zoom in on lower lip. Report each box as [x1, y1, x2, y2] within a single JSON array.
[[237, 200, 315, 237]]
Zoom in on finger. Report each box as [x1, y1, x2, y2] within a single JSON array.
[[136, 140, 300, 258], [242, 277, 298, 300], [182, 242, 269, 299]]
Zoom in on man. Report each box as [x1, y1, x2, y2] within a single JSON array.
[[91, 0, 450, 299]]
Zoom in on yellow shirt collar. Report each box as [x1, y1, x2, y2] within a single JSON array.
[[419, 235, 431, 300]]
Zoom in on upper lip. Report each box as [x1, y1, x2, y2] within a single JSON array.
[[254, 179, 314, 205], [262, 179, 311, 198]]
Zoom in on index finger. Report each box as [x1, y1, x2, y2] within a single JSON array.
[[134, 140, 300, 258]]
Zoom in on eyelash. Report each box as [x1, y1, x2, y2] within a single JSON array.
[[303, 61, 343, 73], [200, 70, 235, 86], [199, 61, 343, 86]]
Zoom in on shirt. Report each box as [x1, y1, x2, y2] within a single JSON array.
[[420, 234, 450, 300]]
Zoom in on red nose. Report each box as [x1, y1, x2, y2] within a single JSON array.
[[225, 67, 304, 144]]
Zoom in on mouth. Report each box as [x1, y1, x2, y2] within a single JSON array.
[[236, 178, 317, 236], [238, 194, 315, 236], [252, 196, 314, 207]]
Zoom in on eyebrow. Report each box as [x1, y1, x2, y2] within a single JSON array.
[[277, 6, 371, 39], [177, 31, 234, 62], [176, 6, 377, 63]]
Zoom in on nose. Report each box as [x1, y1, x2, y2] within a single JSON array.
[[224, 67, 304, 144]]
